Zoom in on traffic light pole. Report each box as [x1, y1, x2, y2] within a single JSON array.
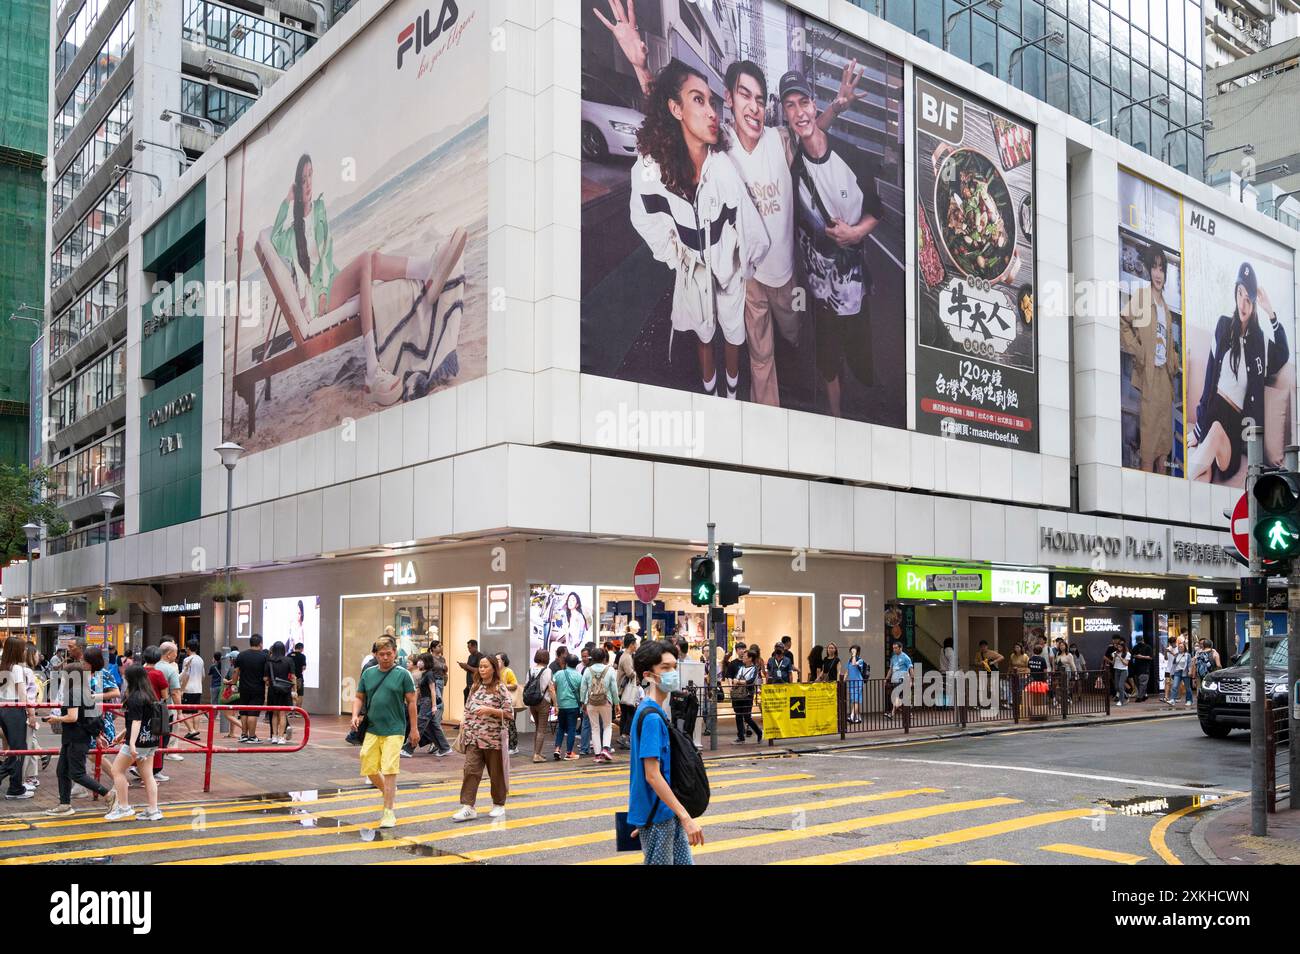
[[706, 522, 718, 752], [1247, 424, 1266, 837], [1288, 445, 1300, 803]]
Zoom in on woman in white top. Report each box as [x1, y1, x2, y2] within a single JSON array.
[[1111, 643, 1130, 707], [0, 636, 37, 799]]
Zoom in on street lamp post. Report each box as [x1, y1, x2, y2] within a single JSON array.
[[22, 523, 40, 643], [215, 442, 245, 649], [1241, 162, 1290, 201], [943, 0, 1004, 51], [1096, 92, 1168, 136], [96, 492, 120, 623], [1204, 143, 1253, 169], [1006, 30, 1063, 85]]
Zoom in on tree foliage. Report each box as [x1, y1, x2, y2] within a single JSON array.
[[0, 464, 71, 565]]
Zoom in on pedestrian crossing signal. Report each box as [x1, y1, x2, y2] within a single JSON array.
[[1252, 472, 1300, 561], [690, 556, 716, 606]]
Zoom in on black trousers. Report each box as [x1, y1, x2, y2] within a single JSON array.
[[619, 703, 635, 736], [56, 734, 108, 804], [0, 707, 28, 796], [733, 697, 761, 740]]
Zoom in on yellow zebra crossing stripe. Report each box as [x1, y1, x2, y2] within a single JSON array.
[[167, 780, 894, 866], [583, 797, 1019, 865], [0, 771, 793, 865], [769, 808, 1100, 864], [0, 774, 759, 842], [376, 786, 940, 865], [1038, 843, 1147, 864]]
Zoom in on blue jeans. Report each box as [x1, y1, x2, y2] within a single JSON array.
[[555, 707, 579, 755], [1170, 672, 1194, 703], [579, 712, 592, 754], [640, 816, 693, 865]]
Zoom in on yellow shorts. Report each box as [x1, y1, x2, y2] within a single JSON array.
[[360, 732, 404, 777]]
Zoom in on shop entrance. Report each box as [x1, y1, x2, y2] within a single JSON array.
[[596, 588, 813, 677], [340, 588, 478, 724], [162, 613, 200, 648]]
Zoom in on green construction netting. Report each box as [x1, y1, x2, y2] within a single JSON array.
[[0, 0, 50, 159]]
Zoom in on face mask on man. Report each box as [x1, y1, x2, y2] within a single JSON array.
[[650, 670, 680, 693]]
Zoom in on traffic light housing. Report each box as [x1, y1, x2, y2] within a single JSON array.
[[1252, 471, 1300, 562], [718, 543, 750, 606], [690, 556, 716, 606]]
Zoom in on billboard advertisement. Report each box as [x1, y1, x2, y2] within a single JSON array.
[[1184, 201, 1296, 486], [223, 0, 487, 453], [915, 74, 1038, 450], [529, 584, 594, 664], [1117, 170, 1184, 476], [262, 595, 320, 689], [580, 0, 906, 424]]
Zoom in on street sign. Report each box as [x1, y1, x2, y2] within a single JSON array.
[[1231, 491, 1250, 561], [634, 554, 661, 603], [927, 573, 983, 592]]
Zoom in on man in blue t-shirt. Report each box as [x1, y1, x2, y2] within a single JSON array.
[[628, 640, 704, 865], [886, 641, 913, 720]]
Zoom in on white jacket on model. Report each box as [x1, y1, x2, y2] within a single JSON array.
[[628, 150, 770, 348]]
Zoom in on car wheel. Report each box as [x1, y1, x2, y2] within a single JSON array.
[[1199, 719, 1231, 738], [581, 122, 607, 161]]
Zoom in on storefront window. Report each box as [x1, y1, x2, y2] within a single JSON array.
[[340, 588, 477, 723]]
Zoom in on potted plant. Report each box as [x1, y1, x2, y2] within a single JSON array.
[[203, 577, 247, 603], [95, 595, 128, 618]]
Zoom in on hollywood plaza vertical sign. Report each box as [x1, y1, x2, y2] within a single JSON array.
[[914, 74, 1039, 450]]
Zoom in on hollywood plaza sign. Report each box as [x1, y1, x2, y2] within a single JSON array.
[[1040, 527, 1164, 561]]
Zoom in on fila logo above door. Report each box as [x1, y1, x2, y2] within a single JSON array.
[[916, 78, 964, 143], [396, 0, 459, 70], [840, 594, 866, 632], [382, 561, 417, 586]]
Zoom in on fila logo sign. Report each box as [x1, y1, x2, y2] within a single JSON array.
[[916, 78, 964, 144], [397, 1, 458, 70], [382, 561, 417, 586], [485, 584, 511, 630], [840, 594, 865, 632]]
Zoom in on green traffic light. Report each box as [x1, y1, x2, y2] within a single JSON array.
[[1254, 515, 1300, 556]]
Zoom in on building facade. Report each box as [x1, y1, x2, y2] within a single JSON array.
[[0, 0, 50, 468], [26, 0, 1298, 722], [38, 0, 343, 589]]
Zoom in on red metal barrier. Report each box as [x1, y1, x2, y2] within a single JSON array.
[[0, 702, 310, 794]]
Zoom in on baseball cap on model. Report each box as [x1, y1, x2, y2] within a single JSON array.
[[778, 70, 813, 100]]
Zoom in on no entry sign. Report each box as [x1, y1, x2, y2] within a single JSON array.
[[1231, 492, 1249, 562], [634, 554, 661, 603]]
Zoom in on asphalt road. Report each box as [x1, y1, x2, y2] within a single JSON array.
[[0, 711, 1254, 866]]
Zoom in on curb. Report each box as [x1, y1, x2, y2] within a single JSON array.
[[1189, 789, 1291, 865], [765, 709, 1195, 757]]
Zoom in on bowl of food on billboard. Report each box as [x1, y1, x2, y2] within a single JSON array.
[[933, 146, 1017, 284]]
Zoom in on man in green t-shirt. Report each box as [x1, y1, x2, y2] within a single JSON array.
[[350, 636, 419, 829]]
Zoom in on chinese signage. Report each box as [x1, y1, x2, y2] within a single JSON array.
[[915, 74, 1038, 450], [161, 601, 201, 613], [1050, 573, 1188, 609], [1171, 539, 1231, 567], [896, 564, 1048, 604]]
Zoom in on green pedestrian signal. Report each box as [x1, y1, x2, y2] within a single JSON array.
[[690, 556, 716, 606], [1253, 472, 1300, 562]]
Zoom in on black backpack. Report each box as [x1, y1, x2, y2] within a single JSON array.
[[634, 705, 710, 819], [522, 667, 547, 707]]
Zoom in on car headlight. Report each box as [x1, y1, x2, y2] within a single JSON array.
[[1268, 683, 1287, 695], [1201, 678, 1219, 691], [609, 121, 639, 135]]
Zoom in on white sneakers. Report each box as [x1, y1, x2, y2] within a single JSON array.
[[450, 805, 478, 822], [164, 753, 185, 762], [104, 806, 136, 822], [487, 804, 506, 819], [377, 810, 397, 829]]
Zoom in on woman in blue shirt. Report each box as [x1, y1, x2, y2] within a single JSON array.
[[844, 645, 868, 724]]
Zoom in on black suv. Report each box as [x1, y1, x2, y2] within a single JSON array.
[[1196, 636, 1290, 738]]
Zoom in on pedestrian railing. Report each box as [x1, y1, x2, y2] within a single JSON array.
[[0, 702, 310, 794], [1265, 697, 1291, 812]]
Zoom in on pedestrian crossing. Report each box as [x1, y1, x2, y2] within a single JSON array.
[[0, 759, 1174, 865]]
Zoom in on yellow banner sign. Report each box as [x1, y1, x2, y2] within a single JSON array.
[[760, 682, 839, 740]]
